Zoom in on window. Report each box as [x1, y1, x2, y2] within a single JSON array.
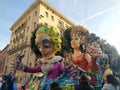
[[25, 37, 28, 42], [40, 15, 44, 19], [51, 16, 54, 21], [29, 63, 32, 66], [57, 21, 64, 30], [28, 16, 31, 21], [27, 26, 29, 32], [35, 11, 37, 16], [34, 22, 37, 29], [23, 50, 26, 56], [44, 23, 48, 26], [30, 48, 33, 55], [58, 22, 62, 27], [0, 62, 2, 68], [45, 12, 48, 18]]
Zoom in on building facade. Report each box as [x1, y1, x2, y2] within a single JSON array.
[[0, 45, 9, 76], [6, 0, 76, 83]]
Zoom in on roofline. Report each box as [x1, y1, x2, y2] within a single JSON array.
[[42, 0, 75, 26], [10, 0, 76, 30], [10, 1, 38, 30]]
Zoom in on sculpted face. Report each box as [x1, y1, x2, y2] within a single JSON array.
[[36, 33, 55, 60], [71, 36, 81, 49]]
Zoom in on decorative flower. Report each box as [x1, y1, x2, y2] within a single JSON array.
[[54, 44, 61, 51]]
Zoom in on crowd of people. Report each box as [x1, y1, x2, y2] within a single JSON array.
[[0, 72, 17, 90], [0, 24, 120, 90]]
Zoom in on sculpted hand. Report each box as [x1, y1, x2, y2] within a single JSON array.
[[10, 60, 24, 71], [64, 53, 72, 66]]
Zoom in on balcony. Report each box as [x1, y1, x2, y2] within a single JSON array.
[[7, 42, 30, 54], [15, 22, 27, 34], [57, 25, 65, 30]]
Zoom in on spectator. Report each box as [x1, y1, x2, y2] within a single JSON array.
[[0, 76, 3, 90], [103, 64, 113, 83], [78, 74, 95, 90], [102, 74, 120, 90], [1, 72, 17, 90], [50, 82, 61, 90]]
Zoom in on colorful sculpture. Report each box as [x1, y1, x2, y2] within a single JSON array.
[[71, 31, 92, 72], [13, 24, 75, 90]]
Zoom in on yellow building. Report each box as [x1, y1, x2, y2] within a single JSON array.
[[6, 0, 76, 83]]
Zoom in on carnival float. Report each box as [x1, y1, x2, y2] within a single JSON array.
[[14, 24, 110, 90]]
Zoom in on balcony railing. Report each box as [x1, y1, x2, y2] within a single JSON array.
[[8, 42, 30, 54], [15, 22, 27, 34]]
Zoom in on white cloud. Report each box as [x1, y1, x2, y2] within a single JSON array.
[[79, 5, 120, 23]]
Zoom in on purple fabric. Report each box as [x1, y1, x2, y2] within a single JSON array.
[[24, 65, 41, 73], [47, 62, 64, 80], [24, 61, 65, 81]]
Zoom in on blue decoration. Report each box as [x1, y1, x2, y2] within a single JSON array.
[[42, 39, 51, 44], [13, 55, 24, 69]]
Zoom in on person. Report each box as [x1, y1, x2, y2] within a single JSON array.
[[1, 72, 17, 90], [12, 24, 65, 90], [0, 76, 3, 90], [78, 74, 95, 90], [103, 64, 113, 83], [50, 82, 62, 90], [102, 74, 120, 90]]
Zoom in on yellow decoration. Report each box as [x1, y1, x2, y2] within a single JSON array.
[[36, 25, 62, 52]]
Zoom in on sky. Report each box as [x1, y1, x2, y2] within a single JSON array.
[[0, 0, 120, 54]]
